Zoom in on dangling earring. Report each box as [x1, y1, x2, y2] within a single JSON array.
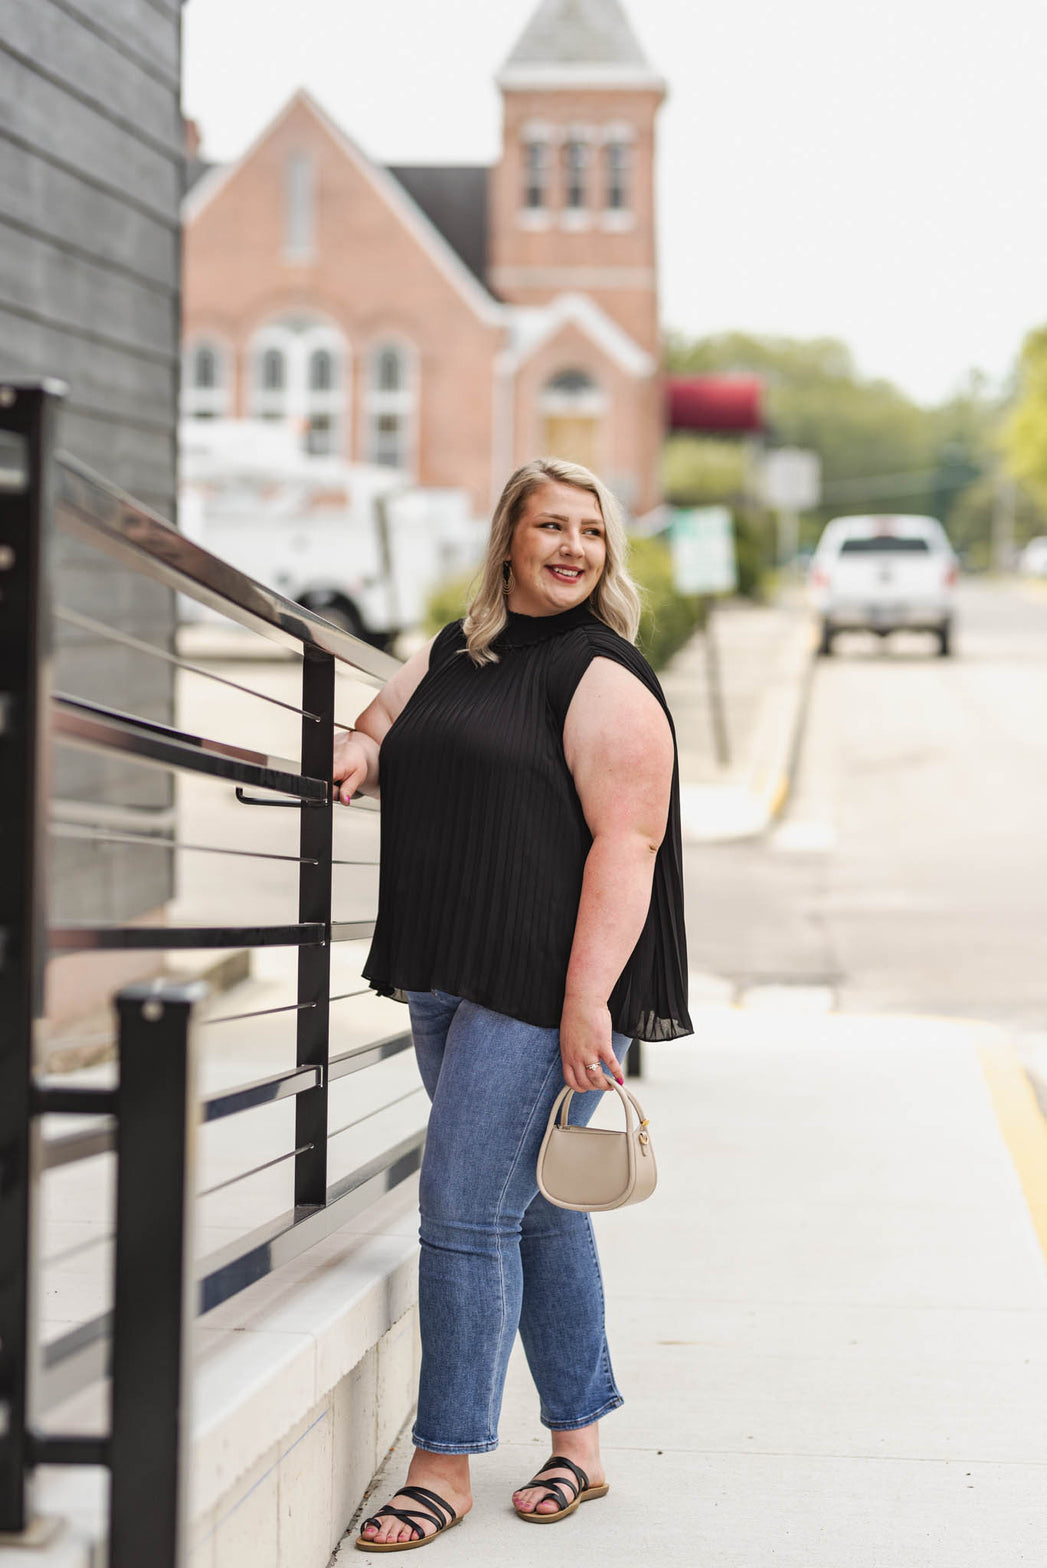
[[502, 560, 516, 596]]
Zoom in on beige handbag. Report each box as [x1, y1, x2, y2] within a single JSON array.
[[536, 1078, 657, 1212]]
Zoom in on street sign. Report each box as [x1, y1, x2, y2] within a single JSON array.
[[758, 448, 821, 511], [670, 506, 737, 594]]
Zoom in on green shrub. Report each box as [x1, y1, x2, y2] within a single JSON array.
[[424, 568, 480, 635], [628, 535, 707, 669], [424, 535, 706, 671], [731, 506, 777, 600]]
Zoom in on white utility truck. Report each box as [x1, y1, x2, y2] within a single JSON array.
[[178, 420, 483, 647], [808, 513, 958, 657]]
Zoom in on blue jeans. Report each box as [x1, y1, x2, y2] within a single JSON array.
[[406, 990, 627, 1454]]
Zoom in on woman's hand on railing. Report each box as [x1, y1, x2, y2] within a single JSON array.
[[333, 728, 380, 803]]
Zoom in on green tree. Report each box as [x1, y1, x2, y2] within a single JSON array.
[[1001, 326, 1047, 510], [664, 332, 1002, 556]]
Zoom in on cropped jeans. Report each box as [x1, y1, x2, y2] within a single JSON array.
[[406, 989, 626, 1454]]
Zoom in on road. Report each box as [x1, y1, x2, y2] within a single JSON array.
[[685, 579, 1047, 1033]]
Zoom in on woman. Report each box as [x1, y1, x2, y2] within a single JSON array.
[[333, 458, 691, 1551]]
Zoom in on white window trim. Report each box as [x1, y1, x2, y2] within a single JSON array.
[[517, 208, 553, 231], [561, 133, 592, 215], [521, 136, 552, 216], [182, 336, 231, 419], [599, 121, 637, 145], [601, 139, 633, 219], [247, 319, 349, 455], [283, 150, 316, 264], [599, 209, 636, 232], [365, 337, 419, 478], [539, 375, 608, 419]]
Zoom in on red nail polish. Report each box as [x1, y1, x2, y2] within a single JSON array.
[[616, 1075, 624, 1085]]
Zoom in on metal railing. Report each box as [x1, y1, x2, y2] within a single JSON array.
[[0, 383, 424, 1564]]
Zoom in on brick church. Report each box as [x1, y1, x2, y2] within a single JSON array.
[[182, 0, 666, 516]]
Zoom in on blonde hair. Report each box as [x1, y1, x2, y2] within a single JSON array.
[[462, 457, 642, 665]]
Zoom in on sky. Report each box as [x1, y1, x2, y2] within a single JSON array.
[[182, 0, 1047, 407]]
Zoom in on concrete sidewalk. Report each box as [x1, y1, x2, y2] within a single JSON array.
[[341, 1006, 1047, 1567], [659, 593, 815, 840]]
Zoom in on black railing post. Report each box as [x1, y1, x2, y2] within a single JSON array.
[[0, 382, 62, 1535], [293, 651, 335, 1209], [109, 980, 205, 1568], [626, 1038, 643, 1079]]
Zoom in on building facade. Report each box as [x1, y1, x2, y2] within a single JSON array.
[[0, 0, 184, 1023], [182, 0, 666, 516]]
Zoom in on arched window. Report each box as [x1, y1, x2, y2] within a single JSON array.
[[284, 151, 315, 260], [539, 368, 605, 471], [309, 348, 334, 392], [523, 140, 549, 210], [261, 348, 286, 392], [604, 141, 630, 212], [193, 345, 217, 389], [182, 339, 228, 419], [367, 341, 415, 472], [563, 139, 588, 210], [248, 321, 347, 452]]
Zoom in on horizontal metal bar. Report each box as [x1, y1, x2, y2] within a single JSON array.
[[198, 1130, 425, 1315], [200, 999, 316, 1028], [37, 1132, 425, 1411], [52, 820, 319, 866], [25, 1432, 109, 1467], [198, 1142, 313, 1200], [331, 920, 376, 942], [41, 1120, 115, 1170], [55, 604, 338, 725], [52, 797, 176, 834], [328, 1031, 413, 1081], [328, 986, 370, 1005], [328, 1086, 426, 1143], [53, 693, 326, 801], [32, 1085, 118, 1115], [39, 1316, 110, 1416], [55, 453, 400, 682], [203, 1065, 322, 1123], [49, 923, 325, 952]]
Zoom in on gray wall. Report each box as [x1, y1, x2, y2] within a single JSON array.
[[0, 0, 184, 922]]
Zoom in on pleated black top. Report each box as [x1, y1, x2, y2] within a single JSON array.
[[363, 602, 692, 1041]]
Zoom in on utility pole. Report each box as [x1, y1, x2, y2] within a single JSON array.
[[992, 472, 1017, 574]]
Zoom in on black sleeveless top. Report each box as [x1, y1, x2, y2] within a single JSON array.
[[363, 602, 692, 1041]]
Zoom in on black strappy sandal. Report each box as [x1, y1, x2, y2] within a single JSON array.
[[514, 1454, 610, 1523], [354, 1484, 462, 1552]]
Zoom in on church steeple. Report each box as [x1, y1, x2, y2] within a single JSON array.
[[497, 0, 665, 89], [488, 0, 665, 357]]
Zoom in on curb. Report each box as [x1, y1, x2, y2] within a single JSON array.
[[679, 612, 818, 844]]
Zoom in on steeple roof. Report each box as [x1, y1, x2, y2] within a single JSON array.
[[497, 0, 664, 89]]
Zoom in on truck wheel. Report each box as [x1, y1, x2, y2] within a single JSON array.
[[937, 621, 953, 657], [304, 596, 366, 640], [817, 620, 835, 657]]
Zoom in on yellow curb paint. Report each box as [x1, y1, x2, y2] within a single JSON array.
[[979, 1044, 1047, 1265], [767, 771, 789, 819]]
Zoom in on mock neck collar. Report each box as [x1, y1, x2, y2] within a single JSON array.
[[499, 601, 596, 648]]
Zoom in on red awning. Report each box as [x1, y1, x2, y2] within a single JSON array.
[[666, 376, 764, 434]]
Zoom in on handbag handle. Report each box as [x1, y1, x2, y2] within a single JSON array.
[[551, 1077, 651, 1143]]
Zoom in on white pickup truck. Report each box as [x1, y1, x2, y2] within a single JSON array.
[[808, 514, 958, 657], [178, 420, 485, 647]]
